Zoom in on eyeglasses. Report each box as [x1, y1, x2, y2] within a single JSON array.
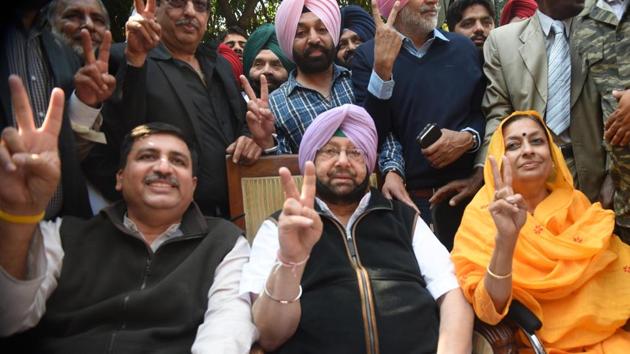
[[166, 0, 209, 13], [317, 147, 365, 162]]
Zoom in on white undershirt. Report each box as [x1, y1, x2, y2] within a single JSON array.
[[239, 192, 459, 301]]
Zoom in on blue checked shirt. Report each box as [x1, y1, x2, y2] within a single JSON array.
[[268, 64, 404, 173]]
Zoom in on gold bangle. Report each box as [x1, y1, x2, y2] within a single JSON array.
[[0, 209, 45, 224], [263, 283, 302, 304], [487, 266, 512, 279]]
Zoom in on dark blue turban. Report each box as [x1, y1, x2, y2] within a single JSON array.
[[340, 5, 375, 42]]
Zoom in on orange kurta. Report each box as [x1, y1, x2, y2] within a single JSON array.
[[452, 111, 630, 353]]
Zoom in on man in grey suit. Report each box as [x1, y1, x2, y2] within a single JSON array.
[[479, 0, 609, 203]]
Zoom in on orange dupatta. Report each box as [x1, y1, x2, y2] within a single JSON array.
[[451, 111, 630, 353]]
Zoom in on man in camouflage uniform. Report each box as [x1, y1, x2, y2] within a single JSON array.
[[575, 0, 630, 243]]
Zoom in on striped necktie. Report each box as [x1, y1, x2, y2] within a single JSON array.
[[546, 21, 571, 135]]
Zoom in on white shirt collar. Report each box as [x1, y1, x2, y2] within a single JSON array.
[[316, 191, 372, 236], [536, 9, 572, 39], [123, 214, 183, 252]]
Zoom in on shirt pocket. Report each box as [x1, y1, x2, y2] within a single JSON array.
[[579, 37, 604, 69]]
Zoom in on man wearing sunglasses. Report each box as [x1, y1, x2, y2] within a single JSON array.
[[86, 0, 261, 219]]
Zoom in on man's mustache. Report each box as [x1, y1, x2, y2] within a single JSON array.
[[144, 173, 180, 187], [420, 4, 440, 13], [176, 18, 200, 29], [304, 43, 329, 56], [329, 167, 357, 178]]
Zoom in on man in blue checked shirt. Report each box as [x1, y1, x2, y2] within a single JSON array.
[[242, 0, 419, 213]]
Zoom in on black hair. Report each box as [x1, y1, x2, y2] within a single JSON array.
[[220, 25, 248, 41], [503, 113, 547, 131], [446, 0, 495, 32], [119, 122, 199, 176]]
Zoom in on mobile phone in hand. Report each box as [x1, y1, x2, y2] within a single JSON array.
[[416, 123, 442, 149]]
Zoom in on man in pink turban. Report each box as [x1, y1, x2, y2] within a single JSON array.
[[242, 0, 356, 158], [241, 103, 474, 353], [274, 0, 341, 62], [242, 0, 406, 217], [297, 104, 378, 175]]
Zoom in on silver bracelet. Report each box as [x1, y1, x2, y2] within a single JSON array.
[[263, 283, 302, 304]]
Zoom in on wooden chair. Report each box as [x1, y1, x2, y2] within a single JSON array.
[[226, 154, 302, 243], [473, 300, 546, 354]]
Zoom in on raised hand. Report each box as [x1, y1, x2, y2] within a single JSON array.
[[277, 161, 323, 263], [75, 29, 116, 107], [487, 156, 527, 247], [371, 0, 403, 81], [125, 0, 161, 67], [0, 76, 63, 216], [240, 74, 276, 149]]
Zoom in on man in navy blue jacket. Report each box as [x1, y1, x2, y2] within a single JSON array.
[[352, 0, 485, 248]]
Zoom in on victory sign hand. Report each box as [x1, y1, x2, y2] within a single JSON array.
[[240, 74, 276, 149], [125, 0, 161, 66], [487, 156, 527, 247], [75, 29, 116, 107], [372, 0, 403, 81], [277, 161, 323, 263], [0, 76, 63, 216]]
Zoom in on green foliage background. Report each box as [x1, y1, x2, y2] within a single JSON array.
[[105, 0, 507, 43]]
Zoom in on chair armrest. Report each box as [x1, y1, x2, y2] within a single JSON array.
[[507, 300, 542, 335]]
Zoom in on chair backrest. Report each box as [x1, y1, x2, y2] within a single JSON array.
[[226, 155, 302, 243]]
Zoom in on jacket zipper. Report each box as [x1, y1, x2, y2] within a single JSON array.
[[108, 232, 205, 351], [325, 208, 387, 354]]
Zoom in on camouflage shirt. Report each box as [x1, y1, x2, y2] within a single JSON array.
[[574, 1, 630, 233], [574, 1, 630, 119]]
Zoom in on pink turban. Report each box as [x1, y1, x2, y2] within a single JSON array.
[[298, 104, 378, 174], [275, 0, 341, 61], [377, 0, 409, 19]]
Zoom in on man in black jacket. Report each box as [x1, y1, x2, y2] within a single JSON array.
[[0, 81, 256, 353], [241, 104, 473, 354], [88, 0, 261, 218]]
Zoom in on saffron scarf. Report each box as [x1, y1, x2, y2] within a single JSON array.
[[452, 111, 630, 353]]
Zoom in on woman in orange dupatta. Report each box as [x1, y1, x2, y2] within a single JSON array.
[[452, 111, 630, 353]]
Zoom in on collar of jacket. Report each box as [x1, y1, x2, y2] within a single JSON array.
[[148, 41, 218, 63], [314, 187, 394, 215], [102, 200, 209, 237]]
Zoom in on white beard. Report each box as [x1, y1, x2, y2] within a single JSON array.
[[51, 26, 87, 57], [398, 4, 439, 37]]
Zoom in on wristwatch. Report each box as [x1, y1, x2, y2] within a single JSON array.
[[469, 132, 479, 151]]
